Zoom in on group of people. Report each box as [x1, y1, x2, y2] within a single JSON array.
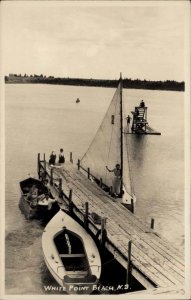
[[49, 148, 65, 166], [125, 99, 146, 128], [27, 179, 55, 209]]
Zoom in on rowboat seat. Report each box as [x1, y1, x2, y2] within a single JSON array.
[[23, 187, 30, 193], [64, 274, 97, 283], [59, 254, 85, 258]]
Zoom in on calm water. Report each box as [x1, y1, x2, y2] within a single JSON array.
[[5, 84, 185, 294]]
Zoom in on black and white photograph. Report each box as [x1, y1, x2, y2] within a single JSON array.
[[0, 0, 190, 299]]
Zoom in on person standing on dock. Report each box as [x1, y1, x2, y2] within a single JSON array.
[[126, 115, 131, 132], [140, 100, 145, 107], [58, 148, 65, 164], [49, 151, 56, 166], [106, 164, 122, 197]]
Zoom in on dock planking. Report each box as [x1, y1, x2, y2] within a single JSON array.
[[39, 159, 184, 291], [126, 125, 161, 135]]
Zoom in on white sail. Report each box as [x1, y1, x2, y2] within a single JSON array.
[[81, 78, 136, 203], [81, 82, 121, 189]]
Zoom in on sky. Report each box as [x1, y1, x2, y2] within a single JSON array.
[[1, 1, 189, 81]]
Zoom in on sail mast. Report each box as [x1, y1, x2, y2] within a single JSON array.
[[120, 73, 123, 196]]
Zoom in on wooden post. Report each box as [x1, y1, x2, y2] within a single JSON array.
[[59, 178, 62, 198], [43, 153, 46, 174], [77, 159, 80, 170], [88, 168, 90, 179], [126, 240, 132, 287], [37, 153, 40, 178], [50, 168, 53, 186], [151, 218, 155, 229], [84, 202, 89, 230], [100, 178, 102, 188], [131, 198, 134, 214], [110, 186, 113, 195], [70, 152, 73, 163], [100, 218, 107, 247], [68, 189, 73, 213]]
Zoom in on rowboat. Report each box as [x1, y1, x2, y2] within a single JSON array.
[[42, 209, 101, 294], [19, 177, 58, 219]]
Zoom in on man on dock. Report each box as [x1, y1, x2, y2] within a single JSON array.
[[140, 100, 145, 107], [126, 115, 131, 132]]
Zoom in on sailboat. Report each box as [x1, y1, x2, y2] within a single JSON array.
[[80, 74, 136, 205]]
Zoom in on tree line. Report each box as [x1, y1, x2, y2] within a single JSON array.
[[5, 74, 185, 91]]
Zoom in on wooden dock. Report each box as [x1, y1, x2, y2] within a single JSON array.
[[38, 157, 184, 292]]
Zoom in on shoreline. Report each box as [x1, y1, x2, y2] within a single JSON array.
[[5, 76, 185, 92]]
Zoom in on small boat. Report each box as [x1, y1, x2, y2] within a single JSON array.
[[76, 98, 80, 103], [42, 210, 101, 294], [19, 177, 58, 219]]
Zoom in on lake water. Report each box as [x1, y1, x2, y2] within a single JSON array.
[[5, 84, 185, 294]]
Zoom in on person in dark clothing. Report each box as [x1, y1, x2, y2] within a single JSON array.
[[140, 100, 145, 107], [126, 115, 131, 126], [49, 151, 56, 165], [58, 148, 65, 164]]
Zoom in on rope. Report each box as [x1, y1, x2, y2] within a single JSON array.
[[123, 100, 135, 196], [124, 134, 134, 195], [102, 257, 116, 266], [105, 87, 120, 183]]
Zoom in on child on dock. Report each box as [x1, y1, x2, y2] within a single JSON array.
[[58, 148, 65, 164], [49, 151, 56, 166]]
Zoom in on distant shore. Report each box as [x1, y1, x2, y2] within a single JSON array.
[[5, 74, 185, 91]]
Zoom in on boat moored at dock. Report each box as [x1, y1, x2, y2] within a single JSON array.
[[42, 209, 101, 294], [19, 177, 58, 219]]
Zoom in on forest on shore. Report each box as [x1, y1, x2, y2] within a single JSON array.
[[5, 74, 185, 91]]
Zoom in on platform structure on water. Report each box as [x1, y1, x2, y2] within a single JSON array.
[[127, 105, 161, 135], [38, 156, 184, 293]]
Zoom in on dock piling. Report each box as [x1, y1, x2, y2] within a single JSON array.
[[77, 159, 80, 170], [70, 152, 73, 163], [50, 168, 53, 186], [68, 189, 73, 213], [59, 178, 63, 198], [151, 218, 155, 229], [84, 202, 89, 230], [43, 153, 46, 174], [131, 198, 134, 214], [110, 186, 113, 195], [100, 178, 102, 187], [88, 168, 90, 179], [100, 218, 107, 247], [126, 240, 132, 288], [37, 153, 40, 178]]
